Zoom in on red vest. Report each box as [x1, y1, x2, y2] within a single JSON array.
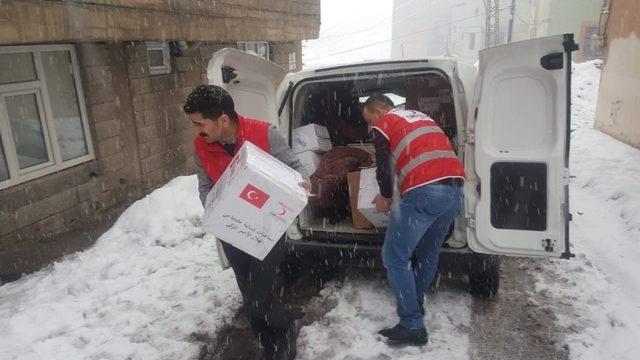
[[194, 115, 271, 182], [372, 109, 465, 194]]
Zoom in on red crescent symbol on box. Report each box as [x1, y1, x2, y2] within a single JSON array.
[[278, 208, 287, 216]]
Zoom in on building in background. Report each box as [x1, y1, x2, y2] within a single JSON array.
[[594, 0, 640, 149], [0, 0, 320, 277], [391, 0, 534, 64], [391, 0, 599, 64], [530, 0, 602, 61]]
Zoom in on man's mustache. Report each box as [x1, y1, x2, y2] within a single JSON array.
[[199, 132, 207, 137]]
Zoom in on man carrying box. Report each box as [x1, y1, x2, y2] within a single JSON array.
[[183, 85, 310, 360], [361, 94, 465, 346]]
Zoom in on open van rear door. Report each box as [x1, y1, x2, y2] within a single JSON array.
[[207, 48, 286, 126], [465, 34, 577, 258]]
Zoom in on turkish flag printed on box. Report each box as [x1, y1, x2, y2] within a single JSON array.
[[239, 184, 270, 209], [203, 142, 308, 260]]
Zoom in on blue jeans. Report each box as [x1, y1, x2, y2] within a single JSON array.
[[382, 184, 463, 330]]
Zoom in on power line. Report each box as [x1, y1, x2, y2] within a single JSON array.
[[310, 9, 424, 43], [305, 0, 476, 59], [313, 0, 456, 45], [318, 0, 424, 39], [305, 6, 509, 63]]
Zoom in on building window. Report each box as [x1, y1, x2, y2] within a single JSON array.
[[0, 45, 94, 190], [237, 42, 270, 60], [146, 42, 172, 75]]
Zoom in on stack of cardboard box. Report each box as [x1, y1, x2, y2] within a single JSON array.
[[293, 124, 332, 229], [293, 124, 332, 176]]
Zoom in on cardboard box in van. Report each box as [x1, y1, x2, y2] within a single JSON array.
[[297, 150, 322, 176], [203, 141, 308, 260], [293, 124, 332, 154], [357, 167, 390, 228], [347, 171, 373, 230]]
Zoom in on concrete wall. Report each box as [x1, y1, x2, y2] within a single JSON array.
[[0, 0, 320, 44], [594, 0, 640, 149]]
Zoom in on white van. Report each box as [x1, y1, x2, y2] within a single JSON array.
[[207, 34, 577, 296]]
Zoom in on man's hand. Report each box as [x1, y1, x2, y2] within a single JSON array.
[[372, 194, 392, 213], [298, 180, 312, 193]]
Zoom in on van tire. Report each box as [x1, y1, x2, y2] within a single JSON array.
[[467, 255, 501, 298]]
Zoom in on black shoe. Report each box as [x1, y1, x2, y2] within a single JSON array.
[[267, 323, 299, 360], [377, 323, 428, 346]]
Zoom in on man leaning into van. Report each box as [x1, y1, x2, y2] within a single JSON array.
[[361, 94, 465, 346], [183, 85, 310, 360]]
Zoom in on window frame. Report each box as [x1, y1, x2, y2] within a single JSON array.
[[0, 44, 95, 190], [145, 41, 172, 75], [237, 41, 270, 60]]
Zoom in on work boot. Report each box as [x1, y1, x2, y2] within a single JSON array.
[[267, 323, 299, 360], [377, 323, 428, 346]]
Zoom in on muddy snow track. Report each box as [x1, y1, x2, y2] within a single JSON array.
[[197, 257, 571, 360], [469, 257, 569, 360], [197, 262, 341, 360]]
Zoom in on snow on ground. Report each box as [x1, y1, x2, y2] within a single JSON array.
[[1, 59, 639, 360], [0, 177, 241, 360], [533, 60, 640, 360], [297, 272, 470, 360]]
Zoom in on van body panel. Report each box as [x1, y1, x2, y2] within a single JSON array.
[[207, 48, 285, 126], [465, 34, 574, 258]]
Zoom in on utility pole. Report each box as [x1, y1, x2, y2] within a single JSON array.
[[484, 0, 501, 48], [507, 0, 516, 43]]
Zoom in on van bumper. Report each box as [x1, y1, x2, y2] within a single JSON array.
[[285, 238, 499, 275]]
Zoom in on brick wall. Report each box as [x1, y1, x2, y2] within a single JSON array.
[[0, 40, 304, 277], [271, 41, 303, 71], [0, 1, 320, 45], [0, 41, 223, 276]]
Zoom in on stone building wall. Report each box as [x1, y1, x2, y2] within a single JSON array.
[[0, 39, 304, 276], [0, 3, 315, 278], [0, 1, 320, 44]]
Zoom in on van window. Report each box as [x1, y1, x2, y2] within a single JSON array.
[[490, 162, 547, 231]]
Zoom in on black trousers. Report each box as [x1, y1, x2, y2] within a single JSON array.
[[221, 238, 293, 351]]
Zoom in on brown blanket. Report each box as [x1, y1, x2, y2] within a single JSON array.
[[308, 146, 373, 209]]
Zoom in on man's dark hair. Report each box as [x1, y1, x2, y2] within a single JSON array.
[[363, 94, 395, 111], [183, 85, 238, 122]]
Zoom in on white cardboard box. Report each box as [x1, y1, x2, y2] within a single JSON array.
[[357, 167, 390, 228], [203, 142, 308, 260], [297, 150, 322, 167], [297, 150, 322, 176], [302, 163, 317, 178], [293, 124, 332, 154]]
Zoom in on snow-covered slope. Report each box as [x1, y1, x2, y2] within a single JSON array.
[[0, 177, 241, 360], [535, 60, 640, 360]]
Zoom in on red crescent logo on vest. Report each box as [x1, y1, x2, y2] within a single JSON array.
[[239, 184, 270, 209]]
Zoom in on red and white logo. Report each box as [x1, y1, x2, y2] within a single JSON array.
[[239, 184, 270, 209]]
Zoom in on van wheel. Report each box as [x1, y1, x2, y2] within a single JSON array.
[[467, 255, 501, 298]]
